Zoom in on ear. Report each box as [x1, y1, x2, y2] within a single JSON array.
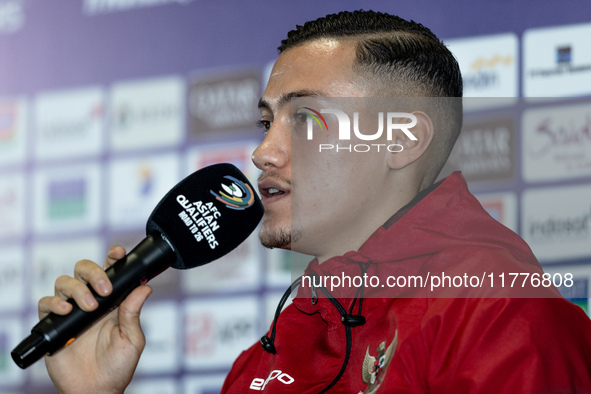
[[386, 111, 434, 170]]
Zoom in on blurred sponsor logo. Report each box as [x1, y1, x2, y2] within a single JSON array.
[[524, 23, 591, 97], [126, 379, 178, 394], [556, 46, 572, 64], [545, 265, 591, 316], [0, 175, 25, 238], [0, 100, 17, 142], [522, 101, 591, 182], [266, 248, 312, 287], [138, 164, 154, 196], [136, 302, 179, 373], [110, 76, 184, 151], [0, 331, 7, 371], [558, 278, 588, 312], [183, 376, 226, 394], [446, 33, 517, 106], [47, 178, 87, 220], [190, 144, 252, 171], [113, 102, 176, 135], [183, 298, 258, 369], [0, 0, 24, 34], [465, 55, 513, 90], [108, 154, 180, 229], [0, 98, 27, 165], [31, 237, 103, 306], [529, 210, 590, 242], [522, 185, 591, 262], [0, 247, 24, 312], [34, 87, 104, 160], [0, 188, 16, 210], [39, 104, 103, 141], [482, 200, 504, 221], [84, 0, 194, 15], [264, 290, 293, 326], [0, 265, 19, 292], [0, 318, 24, 384], [557, 277, 587, 298], [33, 164, 102, 233], [528, 45, 591, 77], [475, 192, 517, 232], [181, 234, 260, 293], [440, 117, 514, 182], [186, 142, 259, 185], [189, 70, 260, 134]]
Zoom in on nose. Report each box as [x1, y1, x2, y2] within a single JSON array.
[[252, 126, 290, 171]]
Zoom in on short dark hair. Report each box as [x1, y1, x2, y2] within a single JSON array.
[[278, 10, 463, 98], [279, 10, 463, 187]]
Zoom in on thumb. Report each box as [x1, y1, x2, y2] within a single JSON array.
[[117, 285, 152, 347]]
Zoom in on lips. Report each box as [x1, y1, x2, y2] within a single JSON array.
[[265, 187, 284, 197], [258, 175, 290, 204]]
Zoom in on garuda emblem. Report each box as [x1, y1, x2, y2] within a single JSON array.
[[361, 330, 398, 394]]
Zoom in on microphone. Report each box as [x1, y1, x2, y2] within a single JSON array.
[[11, 163, 263, 369]]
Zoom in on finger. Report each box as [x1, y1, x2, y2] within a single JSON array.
[[117, 285, 152, 349], [74, 259, 112, 297], [38, 296, 73, 319], [54, 275, 99, 312], [104, 245, 126, 269]]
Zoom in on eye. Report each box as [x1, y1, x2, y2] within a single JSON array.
[[293, 112, 309, 126], [256, 120, 272, 134]]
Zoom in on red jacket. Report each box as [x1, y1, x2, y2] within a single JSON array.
[[222, 172, 591, 393]]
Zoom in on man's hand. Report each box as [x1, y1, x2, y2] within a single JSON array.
[[37, 246, 152, 394]]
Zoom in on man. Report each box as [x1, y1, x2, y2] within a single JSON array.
[[39, 10, 591, 393]]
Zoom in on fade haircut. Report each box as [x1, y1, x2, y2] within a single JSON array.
[[278, 10, 463, 186]]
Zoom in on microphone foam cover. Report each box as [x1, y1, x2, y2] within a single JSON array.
[[146, 163, 263, 269]]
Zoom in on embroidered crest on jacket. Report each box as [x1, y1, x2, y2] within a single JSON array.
[[361, 330, 398, 393]]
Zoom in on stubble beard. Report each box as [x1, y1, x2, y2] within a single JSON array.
[[259, 225, 302, 249], [257, 173, 301, 249]]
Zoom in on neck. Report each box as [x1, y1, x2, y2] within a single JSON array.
[[314, 184, 420, 264]]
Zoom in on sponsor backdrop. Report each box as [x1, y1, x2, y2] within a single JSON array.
[[0, 1, 590, 392]]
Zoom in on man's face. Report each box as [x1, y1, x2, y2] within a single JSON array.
[[252, 39, 388, 259]]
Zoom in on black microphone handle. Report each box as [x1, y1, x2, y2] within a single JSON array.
[[11, 232, 176, 369]]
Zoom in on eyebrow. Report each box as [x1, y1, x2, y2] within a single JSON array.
[[258, 89, 323, 112]]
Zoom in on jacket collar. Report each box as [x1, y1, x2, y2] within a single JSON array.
[[292, 173, 465, 312]]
